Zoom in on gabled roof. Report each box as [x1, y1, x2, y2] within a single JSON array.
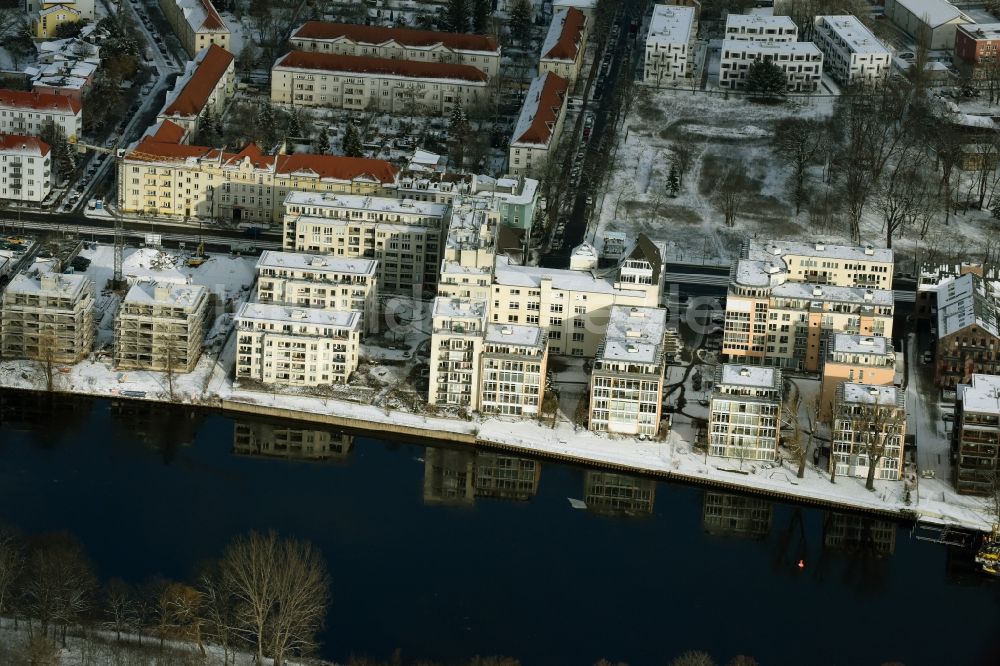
[[937, 272, 1000, 339], [0, 88, 81, 114], [291, 21, 499, 53], [168, 0, 228, 33], [0, 133, 50, 156], [274, 51, 489, 82], [626, 233, 663, 284], [541, 6, 586, 62], [161, 44, 234, 119], [276, 154, 398, 184], [890, 0, 965, 29], [511, 72, 568, 147], [146, 119, 188, 143]]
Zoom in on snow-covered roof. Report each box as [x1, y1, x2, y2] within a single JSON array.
[[5, 272, 90, 299], [815, 15, 891, 55], [237, 302, 360, 329], [433, 296, 488, 320], [840, 383, 900, 406], [494, 256, 646, 297], [725, 13, 797, 32], [598, 305, 668, 365], [647, 4, 696, 46], [484, 323, 546, 348], [540, 6, 586, 62], [123, 281, 207, 310], [957, 374, 1000, 415], [771, 281, 893, 306], [284, 191, 447, 217], [829, 333, 891, 356], [890, 0, 964, 29], [958, 22, 1000, 41], [511, 71, 568, 148], [718, 363, 780, 389], [936, 272, 1000, 339], [257, 250, 378, 277], [721, 39, 822, 56]]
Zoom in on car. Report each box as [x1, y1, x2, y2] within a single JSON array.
[[922, 350, 933, 364], [697, 399, 710, 407]]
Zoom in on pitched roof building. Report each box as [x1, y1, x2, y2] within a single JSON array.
[[508, 72, 569, 177], [157, 44, 235, 140], [539, 6, 588, 86]]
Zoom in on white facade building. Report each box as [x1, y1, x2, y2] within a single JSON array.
[[719, 40, 824, 92], [813, 15, 891, 85], [644, 4, 698, 86], [508, 72, 569, 177], [234, 302, 361, 387], [0, 89, 81, 143], [255, 250, 379, 334], [709, 364, 783, 462], [724, 14, 798, 42], [479, 323, 548, 416], [588, 305, 668, 436], [832, 383, 906, 481], [0, 135, 51, 202], [428, 297, 488, 409], [884, 0, 970, 51]]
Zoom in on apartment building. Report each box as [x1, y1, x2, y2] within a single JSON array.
[[255, 250, 379, 334], [1, 272, 94, 363], [0, 134, 51, 202], [438, 200, 501, 302], [539, 6, 588, 87], [158, 0, 230, 57], [469, 174, 540, 231], [0, 89, 81, 142], [282, 190, 446, 292], [709, 364, 783, 462], [644, 4, 698, 86], [479, 323, 548, 416], [955, 23, 1000, 78], [490, 235, 665, 357], [115, 281, 209, 372], [953, 373, 1000, 495], [271, 51, 489, 115], [934, 272, 1000, 390], [724, 13, 798, 42], [121, 120, 399, 222], [34, 3, 82, 39], [234, 302, 361, 387], [428, 297, 487, 409], [812, 15, 892, 85], [289, 21, 501, 78], [583, 471, 656, 516], [884, 0, 970, 51], [156, 44, 236, 139], [508, 72, 569, 178], [723, 240, 894, 372], [719, 40, 824, 92], [832, 383, 906, 481], [233, 421, 354, 461], [819, 333, 897, 419], [588, 305, 667, 436]]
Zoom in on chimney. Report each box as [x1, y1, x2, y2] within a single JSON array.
[[812, 286, 823, 297], [814, 242, 826, 251], [864, 289, 874, 301], [739, 367, 751, 377], [864, 244, 875, 256]]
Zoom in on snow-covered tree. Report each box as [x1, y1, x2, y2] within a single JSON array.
[[315, 126, 330, 154], [342, 124, 363, 157], [667, 165, 680, 197], [509, 0, 533, 43]]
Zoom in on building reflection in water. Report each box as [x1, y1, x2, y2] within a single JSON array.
[[583, 471, 656, 517], [232, 420, 354, 461], [823, 512, 896, 557], [702, 491, 773, 539], [110, 399, 205, 463], [473, 452, 541, 501], [423, 448, 476, 506]]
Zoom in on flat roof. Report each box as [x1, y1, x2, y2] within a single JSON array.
[[958, 374, 1000, 414], [494, 256, 647, 297], [958, 22, 1000, 40], [772, 282, 894, 306], [123, 281, 207, 309], [718, 363, 780, 389], [237, 301, 360, 329], [748, 239, 894, 264], [257, 250, 377, 276], [284, 190, 447, 217], [647, 4, 696, 45], [599, 305, 667, 364], [829, 333, 891, 355], [433, 296, 487, 320], [721, 39, 823, 55], [5, 272, 90, 298], [816, 15, 891, 55], [725, 13, 797, 31], [484, 323, 546, 348], [841, 383, 900, 406]]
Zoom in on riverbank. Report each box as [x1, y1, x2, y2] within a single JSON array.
[[1, 356, 994, 534]]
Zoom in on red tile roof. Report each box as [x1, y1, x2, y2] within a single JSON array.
[[0, 133, 50, 156], [292, 21, 499, 53], [543, 7, 586, 61], [0, 88, 81, 115], [512, 72, 568, 147], [161, 44, 234, 118], [276, 51, 489, 82], [277, 154, 399, 184], [148, 119, 188, 143]]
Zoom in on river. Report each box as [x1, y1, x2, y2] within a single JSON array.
[[0, 392, 997, 666]]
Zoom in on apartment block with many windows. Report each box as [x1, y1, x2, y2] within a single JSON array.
[[819, 333, 897, 419], [437, 200, 500, 302], [588, 305, 667, 436], [723, 240, 894, 372], [156, 44, 236, 140], [953, 374, 1000, 495], [158, 0, 230, 57], [644, 4, 697, 86], [812, 15, 891, 85], [832, 383, 906, 482], [719, 40, 824, 92], [428, 297, 488, 409], [1, 272, 94, 363], [724, 13, 797, 41], [479, 323, 548, 416], [289, 22, 501, 78], [0, 134, 51, 202], [234, 303, 361, 387], [115, 281, 210, 372], [709, 364, 783, 462], [473, 452, 541, 500], [255, 250, 379, 334], [0, 89, 81, 142], [282, 190, 445, 292], [934, 273, 1000, 390]]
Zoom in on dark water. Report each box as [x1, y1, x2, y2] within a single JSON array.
[[1, 392, 998, 666]]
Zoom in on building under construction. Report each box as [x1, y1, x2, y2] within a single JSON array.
[[0, 272, 95, 363], [114, 281, 210, 372]]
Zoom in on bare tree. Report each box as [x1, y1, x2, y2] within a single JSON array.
[[833, 391, 906, 491], [713, 162, 749, 227], [671, 651, 716, 666], [20, 532, 96, 647], [772, 117, 827, 214], [874, 150, 937, 248], [198, 567, 240, 666], [104, 578, 137, 643], [0, 525, 24, 627], [671, 134, 699, 189]]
